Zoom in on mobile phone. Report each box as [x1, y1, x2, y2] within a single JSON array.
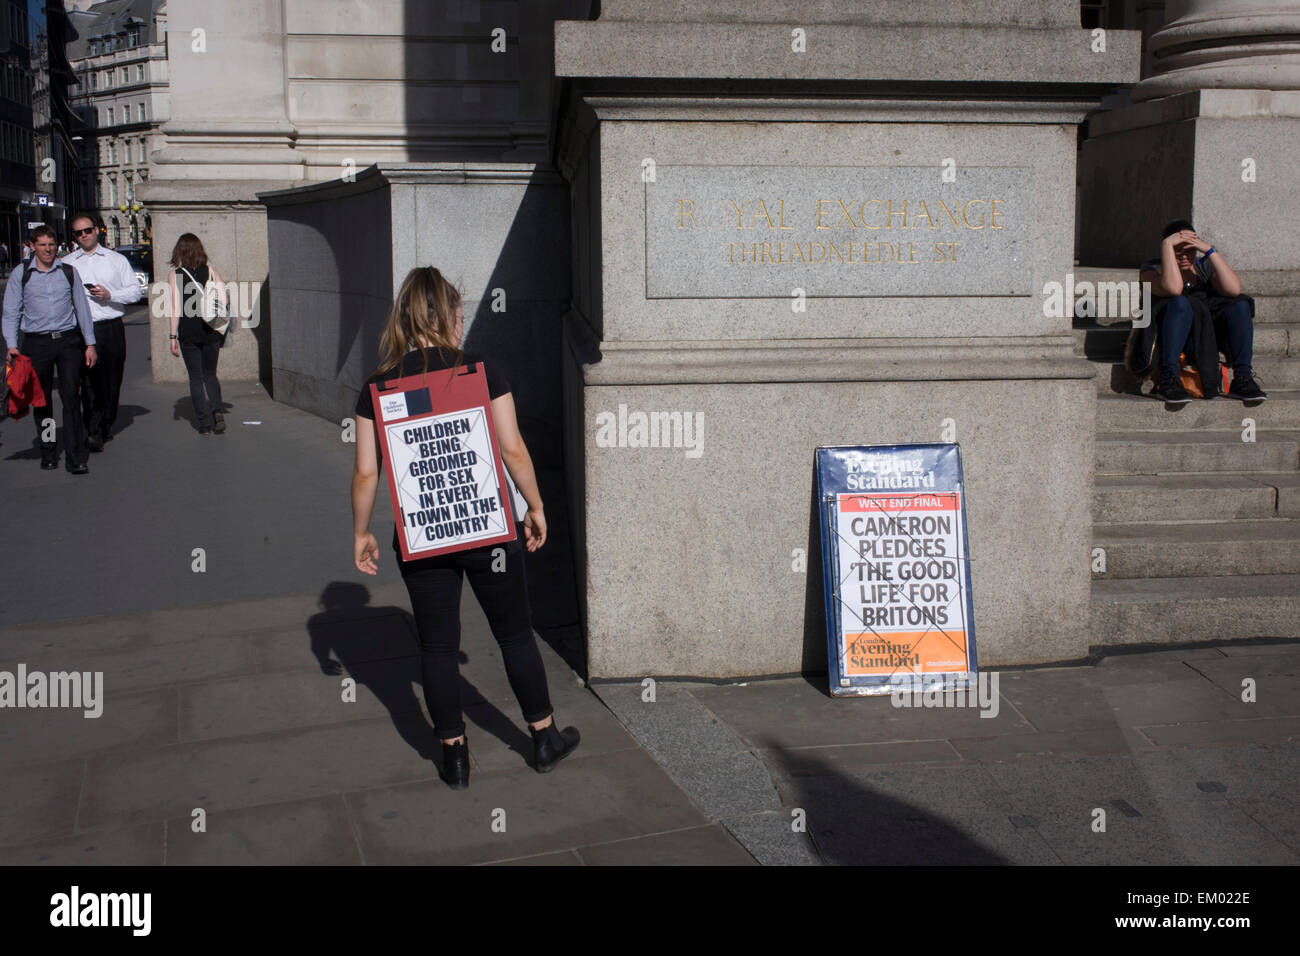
[[84, 283, 95, 290]]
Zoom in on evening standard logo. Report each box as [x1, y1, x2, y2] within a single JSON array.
[[0, 665, 103, 718], [890, 672, 1000, 718], [844, 455, 936, 490], [50, 886, 151, 936]]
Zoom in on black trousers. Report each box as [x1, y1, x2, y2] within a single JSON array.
[[179, 339, 223, 429], [398, 534, 553, 740], [23, 330, 88, 465], [81, 316, 126, 439]]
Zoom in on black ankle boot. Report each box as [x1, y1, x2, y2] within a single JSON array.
[[531, 722, 580, 773], [440, 737, 469, 790]]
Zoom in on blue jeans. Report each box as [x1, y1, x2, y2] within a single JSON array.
[[1158, 297, 1194, 380], [1158, 296, 1254, 380], [1213, 299, 1254, 377]]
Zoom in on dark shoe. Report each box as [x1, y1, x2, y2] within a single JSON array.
[[40, 457, 58, 471], [1151, 374, 1192, 405], [67, 462, 88, 475], [212, 413, 226, 434], [439, 737, 470, 790], [102, 430, 113, 443], [87, 434, 104, 453], [1228, 373, 1267, 402], [531, 722, 580, 773], [198, 425, 212, 435]]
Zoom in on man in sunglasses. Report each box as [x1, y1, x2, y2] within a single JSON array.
[[63, 215, 143, 450]]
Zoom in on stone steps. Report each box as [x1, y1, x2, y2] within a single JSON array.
[[1096, 390, 1300, 428], [1093, 518, 1300, 578], [1092, 473, 1299, 523], [1095, 429, 1300, 475], [1080, 267, 1300, 645], [1091, 574, 1300, 645], [1073, 322, 1295, 360]]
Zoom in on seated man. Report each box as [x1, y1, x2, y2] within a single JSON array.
[[1139, 220, 1266, 404]]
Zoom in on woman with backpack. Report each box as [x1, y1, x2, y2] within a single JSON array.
[[166, 233, 228, 434], [349, 265, 579, 790]]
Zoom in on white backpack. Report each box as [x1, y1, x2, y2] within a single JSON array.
[[180, 266, 230, 334]]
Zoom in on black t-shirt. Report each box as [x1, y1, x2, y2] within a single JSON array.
[[354, 347, 511, 420], [175, 265, 224, 344]]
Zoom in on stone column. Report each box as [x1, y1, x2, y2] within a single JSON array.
[[1079, 0, 1300, 271], [1134, 0, 1300, 99], [556, 1, 1139, 678], [141, 0, 300, 384]]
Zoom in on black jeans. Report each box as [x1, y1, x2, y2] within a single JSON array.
[[180, 339, 223, 429], [81, 316, 126, 439], [23, 329, 88, 465], [398, 534, 553, 741]]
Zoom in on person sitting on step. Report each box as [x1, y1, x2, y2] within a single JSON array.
[[1138, 220, 1266, 404]]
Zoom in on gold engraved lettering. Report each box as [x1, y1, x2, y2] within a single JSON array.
[[815, 200, 834, 230], [861, 199, 884, 230], [990, 199, 1004, 229], [678, 199, 697, 229], [886, 200, 907, 229], [778, 199, 795, 229], [910, 201, 937, 229], [962, 199, 986, 229], [753, 200, 777, 230], [935, 199, 962, 229], [836, 199, 858, 230], [728, 199, 754, 229]]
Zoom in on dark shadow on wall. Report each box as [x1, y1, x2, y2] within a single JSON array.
[[461, 167, 583, 675], [803, 470, 830, 678]]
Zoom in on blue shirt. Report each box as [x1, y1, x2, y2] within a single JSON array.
[[2, 259, 96, 347]]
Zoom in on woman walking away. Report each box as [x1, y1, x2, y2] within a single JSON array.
[[167, 233, 228, 434], [350, 266, 579, 789]]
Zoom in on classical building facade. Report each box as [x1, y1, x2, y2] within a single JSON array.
[[142, 0, 1300, 678], [66, 0, 167, 245], [1, 0, 79, 253]]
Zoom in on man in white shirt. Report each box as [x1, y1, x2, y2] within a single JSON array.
[[63, 215, 143, 450]]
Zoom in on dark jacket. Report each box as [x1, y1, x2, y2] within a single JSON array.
[[1126, 289, 1251, 395]]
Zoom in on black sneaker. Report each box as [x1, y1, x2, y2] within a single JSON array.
[[1228, 373, 1267, 402], [1152, 375, 1192, 405], [87, 434, 104, 453]]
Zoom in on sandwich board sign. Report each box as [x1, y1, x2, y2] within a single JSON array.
[[815, 444, 977, 697], [371, 363, 516, 561]]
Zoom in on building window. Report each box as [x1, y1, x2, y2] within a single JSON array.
[[121, 66, 129, 84], [138, 102, 146, 122], [105, 107, 114, 126], [104, 70, 112, 88], [136, 64, 144, 82], [108, 141, 116, 164], [90, 40, 99, 55], [89, 71, 97, 90], [108, 179, 117, 206], [128, 30, 139, 48], [137, 139, 146, 163]]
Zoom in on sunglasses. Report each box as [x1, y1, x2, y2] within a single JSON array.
[[73, 227, 97, 236]]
